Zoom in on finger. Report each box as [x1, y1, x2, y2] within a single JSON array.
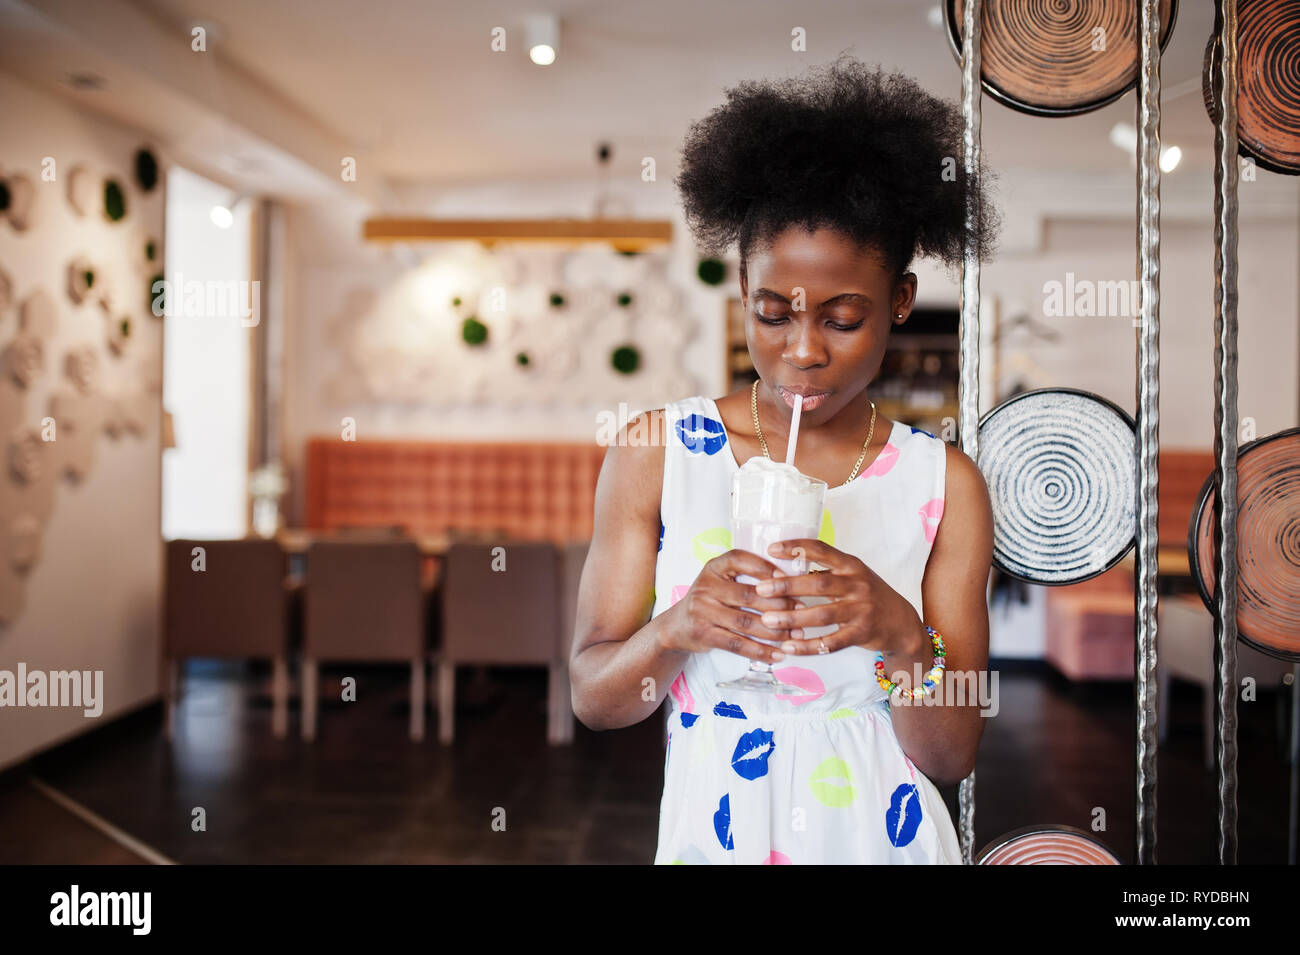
[[704, 625, 789, 664], [764, 538, 839, 569], [718, 548, 783, 581], [759, 601, 848, 632], [753, 569, 838, 598], [720, 578, 806, 614], [705, 596, 804, 644], [777, 626, 857, 656]]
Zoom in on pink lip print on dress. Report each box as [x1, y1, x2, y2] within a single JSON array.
[[857, 441, 899, 479], [772, 666, 825, 705], [670, 584, 690, 606], [761, 850, 793, 864], [669, 672, 697, 729], [918, 497, 944, 544]]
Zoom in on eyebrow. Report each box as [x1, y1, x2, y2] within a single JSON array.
[[753, 288, 872, 308]]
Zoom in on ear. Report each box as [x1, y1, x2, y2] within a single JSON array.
[[893, 272, 918, 323]]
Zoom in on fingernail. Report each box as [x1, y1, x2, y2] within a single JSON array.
[[768, 543, 782, 555], [755, 581, 774, 595], [781, 642, 798, 653], [761, 613, 779, 626], [771, 651, 785, 661]]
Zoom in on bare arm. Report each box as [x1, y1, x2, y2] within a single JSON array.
[[569, 409, 804, 731], [879, 443, 993, 786], [569, 410, 688, 730]]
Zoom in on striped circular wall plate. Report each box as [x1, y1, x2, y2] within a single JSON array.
[[978, 388, 1137, 585]]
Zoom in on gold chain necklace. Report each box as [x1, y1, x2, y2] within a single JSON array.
[[750, 379, 877, 486]]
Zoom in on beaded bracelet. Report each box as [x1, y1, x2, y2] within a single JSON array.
[[874, 626, 946, 701]]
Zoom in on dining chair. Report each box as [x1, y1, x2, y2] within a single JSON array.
[[301, 538, 428, 741], [163, 538, 291, 739], [436, 539, 574, 744]]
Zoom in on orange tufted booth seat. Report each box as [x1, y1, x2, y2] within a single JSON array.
[[304, 437, 609, 545]]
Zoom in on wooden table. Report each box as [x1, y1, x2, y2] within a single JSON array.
[[274, 528, 454, 557]]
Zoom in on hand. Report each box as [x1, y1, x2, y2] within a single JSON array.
[[662, 549, 807, 663], [751, 539, 923, 657]]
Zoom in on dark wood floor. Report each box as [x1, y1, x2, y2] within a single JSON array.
[[1, 659, 1295, 864]]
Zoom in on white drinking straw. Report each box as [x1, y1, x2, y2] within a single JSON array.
[[785, 394, 803, 467]]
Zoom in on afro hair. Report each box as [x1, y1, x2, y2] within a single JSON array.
[[674, 52, 1000, 280]]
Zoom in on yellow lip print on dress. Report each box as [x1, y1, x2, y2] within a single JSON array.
[[691, 526, 732, 565], [808, 756, 857, 808]]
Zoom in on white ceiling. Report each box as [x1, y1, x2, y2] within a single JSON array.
[[69, 0, 1221, 176], [3, 0, 1292, 209]]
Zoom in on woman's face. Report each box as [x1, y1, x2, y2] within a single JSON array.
[[740, 225, 916, 424]]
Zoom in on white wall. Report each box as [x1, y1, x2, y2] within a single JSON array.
[[161, 165, 251, 540], [0, 68, 164, 769]]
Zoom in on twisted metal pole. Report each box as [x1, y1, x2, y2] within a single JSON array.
[[1134, 0, 1163, 868], [1211, 0, 1241, 865], [957, 0, 983, 867]]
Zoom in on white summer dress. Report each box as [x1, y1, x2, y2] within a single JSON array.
[[651, 394, 962, 864]]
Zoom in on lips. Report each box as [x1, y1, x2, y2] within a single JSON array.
[[730, 727, 775, 780], [918, 497, 944, 544], [713, 793, 734, 850], [676, 413, 727, 455], [713, 701, 748, 719], [779, 387, 830, 412], [885, 783, 923, 847], [808, 756, 857, 808], [772, 666, 826, 706], [858, 442, 900, 480]]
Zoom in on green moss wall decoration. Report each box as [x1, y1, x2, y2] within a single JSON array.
[[461, 316, 488, 346], [697, 257, 725, 286], [611, 344, 640, 374], [134, 148, 159, 192], [104, 180, 126, 222]]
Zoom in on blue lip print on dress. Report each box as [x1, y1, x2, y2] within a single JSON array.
[[658, 520, 664, 552], [730, 728, 775, 780], [676, 414, 727, 455], [885, 783, 923, 847], [713, 793, 734, 850], [680, 712, 699, 728], [909, 425, 935, 439], [713, 701, 747, 719]]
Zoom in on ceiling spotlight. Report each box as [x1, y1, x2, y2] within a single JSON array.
[[526, 14, 559, 66], [1110, 122, 1181, 172], [1109, 122, 1138, 153], [210, 192, 247, 228]]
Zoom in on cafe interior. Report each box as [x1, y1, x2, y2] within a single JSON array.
[[0, 0, 1297, 865]]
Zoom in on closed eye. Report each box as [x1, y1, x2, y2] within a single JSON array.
[[756, 314, 864, 332]]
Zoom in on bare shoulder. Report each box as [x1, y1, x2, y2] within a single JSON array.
[[941, 441, 987, 499], [595, 408, 669, 519], [936, 441, 993, 553]]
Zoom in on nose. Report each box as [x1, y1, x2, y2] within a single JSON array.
[[781, 316, 828, 368]]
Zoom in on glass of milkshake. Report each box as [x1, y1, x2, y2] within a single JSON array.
[[718, 456, 827, 695]]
